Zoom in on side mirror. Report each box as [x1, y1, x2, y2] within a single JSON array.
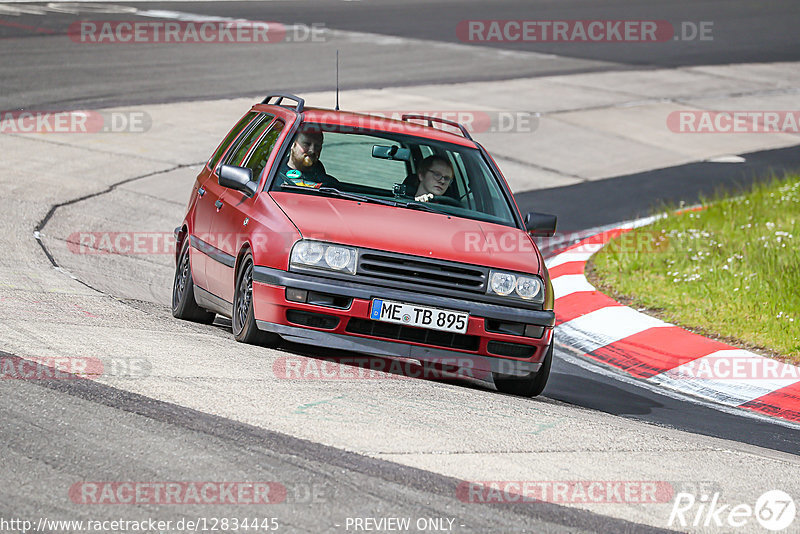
[[218, 165, 257, 197], [524, 212, 557, 237]]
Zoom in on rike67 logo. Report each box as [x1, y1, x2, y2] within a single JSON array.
[[669, 490, 796, 531]]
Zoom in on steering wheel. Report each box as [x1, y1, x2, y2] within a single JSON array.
[[430, 195, 461, 207]]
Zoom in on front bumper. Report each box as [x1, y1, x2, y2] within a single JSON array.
[[252, 266, 555, 377]]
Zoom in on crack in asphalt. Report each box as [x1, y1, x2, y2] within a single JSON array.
[[32, 162, 203, 296]]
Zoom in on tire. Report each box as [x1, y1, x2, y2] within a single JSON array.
[[232, 252, 280, 347], [493, 339, 553, 397], [172, 238, 216, 324]]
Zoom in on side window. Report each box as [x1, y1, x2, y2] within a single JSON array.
[[208, 112, 257, 170], [227, 114, 275, 167], [244, 120, 285, 180]]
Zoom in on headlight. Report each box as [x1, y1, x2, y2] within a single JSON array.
[[293, 241, 324, 264], [290, 241, 358, 274], [324, 246, 352, 271], [487, 270, 544, 304], [489, 272, 516, 296], [515, 276, 543, 300]]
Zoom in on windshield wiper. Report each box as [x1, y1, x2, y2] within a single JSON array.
[[396, 200, 449, 215], [318, 187, 398, 206], [279, 183, 398, 207]]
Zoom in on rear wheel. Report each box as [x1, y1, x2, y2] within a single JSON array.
[[493, 339, 553, 397], [172, 238, 215, 324], [233, 252, 279, 347]]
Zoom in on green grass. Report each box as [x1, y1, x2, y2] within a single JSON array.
[[588, 174, 800, 364]]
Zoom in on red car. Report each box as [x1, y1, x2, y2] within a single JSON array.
[[172, 94, 557, 396]]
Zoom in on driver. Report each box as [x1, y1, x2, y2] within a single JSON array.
[[413, 155, 455, 202], [277, 125, 338, 188]]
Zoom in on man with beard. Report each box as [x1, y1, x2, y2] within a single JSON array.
[[277, 126, 338, 188]]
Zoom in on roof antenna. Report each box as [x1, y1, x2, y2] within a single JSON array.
[[335, 49, 340, 111]]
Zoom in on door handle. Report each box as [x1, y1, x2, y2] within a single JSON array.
[[215, 200, 223, 210], [198, 187, 205, 197]]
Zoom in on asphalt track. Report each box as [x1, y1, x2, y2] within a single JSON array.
[[3, 0, 800, 109], [2, 1, 800, 533]]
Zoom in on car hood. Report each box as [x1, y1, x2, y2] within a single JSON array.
[[271, 193, 542, 274]]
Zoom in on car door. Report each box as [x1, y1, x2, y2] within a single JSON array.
[[190, 111, 258, 291], [205, 116, 285, 304]]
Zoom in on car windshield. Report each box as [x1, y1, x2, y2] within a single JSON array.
[[268, 122, 518, 227]]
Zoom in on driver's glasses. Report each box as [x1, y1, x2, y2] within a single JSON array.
[[428, 170, 453, 183]]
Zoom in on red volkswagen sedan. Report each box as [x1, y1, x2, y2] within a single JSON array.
[[173, 94, 557, 396]]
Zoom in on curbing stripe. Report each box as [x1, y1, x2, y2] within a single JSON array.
[[555, 291, 622, 325], [557, 307, 670, 354], [551, 274, 595, 299], [650, 350, 800, 405], [545, 243, 605, 269], [583, 326, 729, 379], [547, 260, 586, 279], [740, 382, 800, 423], [548, 222, 800, 424]]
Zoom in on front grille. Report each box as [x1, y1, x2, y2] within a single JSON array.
[[357, 251, 487, 293], [487, 340, 536, 358], [346, 318, 479, 351]]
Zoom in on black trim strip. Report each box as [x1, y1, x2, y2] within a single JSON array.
[[190, 235, 236, 268], [252, 266, 555, 326], [193, 284, 232, 318]]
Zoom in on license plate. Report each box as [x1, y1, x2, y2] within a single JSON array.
[[369, 299, 469, 334]]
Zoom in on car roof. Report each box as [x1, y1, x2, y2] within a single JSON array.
[[254, 103, 479, 148]]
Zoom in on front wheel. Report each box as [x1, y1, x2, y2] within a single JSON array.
[[493, 339, 553, 397], [233, 252, 279, 347], [172, 238, 215, 324]]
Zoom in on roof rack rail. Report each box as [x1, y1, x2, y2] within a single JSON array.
[[401, 114, 473, 141], [262, 93, 305, 113]]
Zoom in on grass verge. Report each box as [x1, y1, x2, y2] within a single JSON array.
[[587, 174, 799, 364]]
